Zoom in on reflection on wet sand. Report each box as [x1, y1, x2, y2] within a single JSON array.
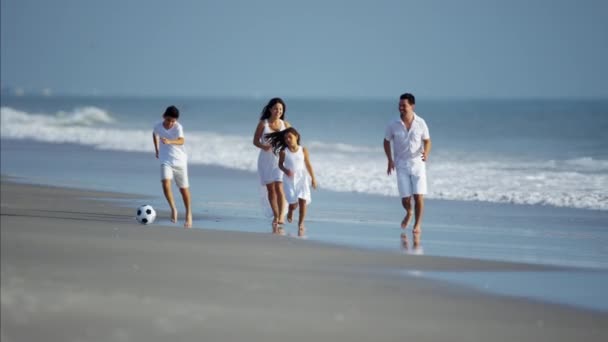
[[401, 232, 423, 255]]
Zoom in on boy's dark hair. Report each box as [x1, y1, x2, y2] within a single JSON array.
[[264, 127, 301, 155], [260, 97, 286, 120], [399, 93, 415, 105], [163, 105, 180, 119]]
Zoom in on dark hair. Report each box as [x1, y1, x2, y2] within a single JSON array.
[[259, 97, 286, 120], [264, 127, 301, 155], [399, 93, 415, 105], [163, 105, 180, 119]]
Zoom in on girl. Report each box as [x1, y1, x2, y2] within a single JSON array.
[[252, 98, 291, 231], [265, 127, 317, 236]]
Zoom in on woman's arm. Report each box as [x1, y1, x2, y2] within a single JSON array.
[[253, 121, 271, 150]]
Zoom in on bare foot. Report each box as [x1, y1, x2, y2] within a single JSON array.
[[401, 213, 411, 229], [184, 214, 192, 228], [298, 224, 306, 237], [272, 220, 279, 234], [413, 225, 421, 234], [170, 208, 178, 223], [287, 209, 294, 223]]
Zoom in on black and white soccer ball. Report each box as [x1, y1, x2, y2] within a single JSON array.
[[136, 204, 156, 225]]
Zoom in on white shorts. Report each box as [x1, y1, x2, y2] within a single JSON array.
[[396, 161, 427, 197], [161, 163, 189, 188]]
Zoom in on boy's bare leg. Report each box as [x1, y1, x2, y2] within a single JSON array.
[[162, 180, 178, 222], [274, 182, 286, 224], [413, 194, 424, 233], [180, 187, 192, 228], [297, 198, 307, 236], [266, 184, 279, 231], [401, 196, 412, 229], [287, 203, 297, 223]]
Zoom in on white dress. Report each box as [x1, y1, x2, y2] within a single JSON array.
[[282, 146, 312, 205], [257, 119, 286, 185]]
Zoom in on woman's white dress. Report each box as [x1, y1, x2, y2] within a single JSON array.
[[257, 119, 286, 185], [282, 146, 312, 205]]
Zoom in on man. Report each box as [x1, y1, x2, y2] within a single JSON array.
[[384, 93, 431, 234]]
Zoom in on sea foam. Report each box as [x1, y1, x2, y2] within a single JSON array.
[[2, 107, 607, 210]]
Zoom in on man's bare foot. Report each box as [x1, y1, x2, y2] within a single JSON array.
[[298, 224, 306, 237], [413, 225, 421, 234], [171, 208, 178, 223], [287, 209, 294, 223], [401, 213, 411, 229], [184, 214, 192, 228]]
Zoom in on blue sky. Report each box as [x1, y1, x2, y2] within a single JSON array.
[[1, 0, 607, 98]]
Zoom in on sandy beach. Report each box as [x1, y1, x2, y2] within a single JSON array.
[[1, 178, 607, 341]]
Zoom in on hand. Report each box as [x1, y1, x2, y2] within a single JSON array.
[[161, 137, 170, 145], [311, 178, 317, 189], [387, 160, 395, 175], [421, 150, 428, 162], [155, 151, 159, 159], [285, 169, 294, 177]]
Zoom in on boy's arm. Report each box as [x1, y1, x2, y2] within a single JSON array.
[[152, 132, 160, 158], [161, 137, 185, 145], [303, 147, 317, 189]]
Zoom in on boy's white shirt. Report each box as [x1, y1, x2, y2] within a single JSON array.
[[153, 121, 188, 167]]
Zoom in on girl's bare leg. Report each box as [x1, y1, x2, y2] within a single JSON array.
[[162, 179, 178, 222], [287, 203, 297, 223], [297, 198, 307, 235]]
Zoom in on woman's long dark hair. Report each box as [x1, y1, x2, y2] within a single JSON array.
[[264, 127, 301, 155], [259, 97, 286, 120]]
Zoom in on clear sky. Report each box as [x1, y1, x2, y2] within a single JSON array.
[[1, 0, 607, 99]]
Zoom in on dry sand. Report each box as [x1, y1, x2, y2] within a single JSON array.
[[1, 179, 606, 341]]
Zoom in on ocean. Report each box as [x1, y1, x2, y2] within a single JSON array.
[[1, 95, 607, 310]]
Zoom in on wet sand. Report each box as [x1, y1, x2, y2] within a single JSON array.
[[1, 179, 606, 341]]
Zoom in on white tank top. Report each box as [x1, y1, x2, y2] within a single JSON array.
[[283, 146, 305, 174]]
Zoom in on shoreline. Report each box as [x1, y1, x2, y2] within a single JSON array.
[[2, 178, 607, 341]]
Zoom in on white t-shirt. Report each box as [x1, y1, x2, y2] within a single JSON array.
[[153, 121, 188, 167], [384, 113, 430, 168]]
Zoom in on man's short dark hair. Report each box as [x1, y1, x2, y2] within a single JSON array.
[[163, 105, 180, 119], [399, 93, 415, 105]]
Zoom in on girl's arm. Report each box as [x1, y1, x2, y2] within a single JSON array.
[[253, 121, 271, 151], [278, 150, 293, 177], [303, 147, 317, 189]]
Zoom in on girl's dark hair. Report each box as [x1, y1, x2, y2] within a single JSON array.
[[264, 127, 301, 155], [259, 97, 286, 120]]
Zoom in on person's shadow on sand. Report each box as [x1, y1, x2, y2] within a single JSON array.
[[401, 232, 423, 254]]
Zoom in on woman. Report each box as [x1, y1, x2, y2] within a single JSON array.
[[252, 97, 291, 231]]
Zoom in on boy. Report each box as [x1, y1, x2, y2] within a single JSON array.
[[152, 105, 192, 228]]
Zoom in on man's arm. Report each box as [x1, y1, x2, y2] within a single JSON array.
[[384, 139, 394, 175], [422, 139, 432, 162]]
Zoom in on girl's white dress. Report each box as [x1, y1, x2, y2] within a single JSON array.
[[257, 119, 286, 185], [282, 146, 312, 204]]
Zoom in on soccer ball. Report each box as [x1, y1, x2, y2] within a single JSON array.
[[136, 204, 156, 225]]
